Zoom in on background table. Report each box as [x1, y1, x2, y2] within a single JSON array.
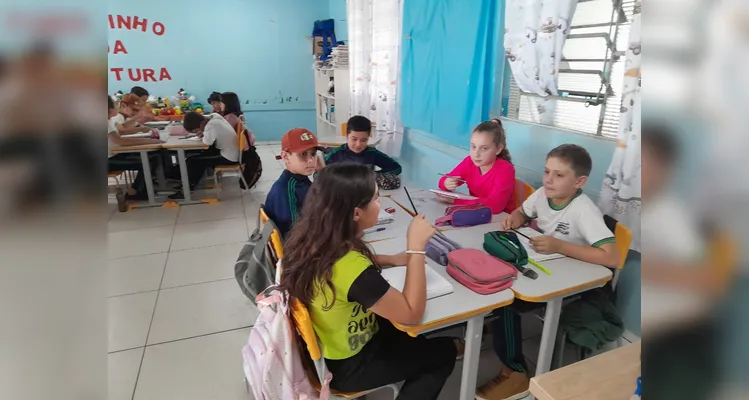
[[441, 222, 613, 376], [363, 197, 413, 243], [530, 341, 640, 400], [370, 238, 514, 400]]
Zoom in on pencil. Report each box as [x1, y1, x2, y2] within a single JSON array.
[[528, 258, 551, 275], [404, 186, 418, 215], [511, 228, 532, 241], [438, 173, 465, 182]]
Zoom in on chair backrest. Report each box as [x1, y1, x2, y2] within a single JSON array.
[[510, 179, 535, 211], [236, 119, 248, 164], [290, 298, 322, 361], [603, 214, 632, 289], [259, 207, 284, 260]]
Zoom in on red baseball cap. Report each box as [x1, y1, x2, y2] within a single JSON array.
[[281, 128, 320, 153]]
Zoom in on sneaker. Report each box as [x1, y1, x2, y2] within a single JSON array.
[[168, 190, 185, 200], [475, 370, 530, 400]]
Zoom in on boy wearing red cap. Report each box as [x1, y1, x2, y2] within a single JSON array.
[[264, 128, 324, 237]]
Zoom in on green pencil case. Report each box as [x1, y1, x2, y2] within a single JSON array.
[[483, 231, 528, 267]]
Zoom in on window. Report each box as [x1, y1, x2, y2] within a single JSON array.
[[503, 0, 636, 138]]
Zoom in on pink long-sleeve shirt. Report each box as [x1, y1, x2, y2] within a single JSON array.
[[438, 156, 516, 214]]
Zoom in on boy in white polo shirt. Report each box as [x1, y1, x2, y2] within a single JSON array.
[[476, 144, 620, 400]]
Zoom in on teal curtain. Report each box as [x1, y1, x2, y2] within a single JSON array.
[[400, 0, 499, 146]]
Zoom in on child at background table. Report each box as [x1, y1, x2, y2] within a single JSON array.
[[437, 119, 515, 214], [324, 115, 401, 188], [279, 163, 458, 399], [220, 91, 255, 146], [476, 144, 620, 400], [264, 128, 324, 237], [107, 95, 163, 203], [112, 94, 152, 136], [207, 91, 223, 114], [168, 111, 240, 199], [130, 86, 155, 123]]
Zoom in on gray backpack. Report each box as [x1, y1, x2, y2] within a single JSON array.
[[235, 206, 281, 304]]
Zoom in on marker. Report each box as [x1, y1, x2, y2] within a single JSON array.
[[364, 227, 386, 235], [438, 173, 465, 182], [527, 258, 551, 275], [404, 186, 418, 215]]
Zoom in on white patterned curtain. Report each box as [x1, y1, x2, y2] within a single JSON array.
[[347, 0, 403, 156], [504, 0, 577, 125], [599, 1, 641, 251]]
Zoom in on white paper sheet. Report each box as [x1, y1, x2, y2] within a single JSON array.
[[380, 264, 454, 300], [428, 189, 478, 201]]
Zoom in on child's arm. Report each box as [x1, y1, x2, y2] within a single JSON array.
[[109, 131, 162, 147], [371, 148, 402, 175], [115, 122, 151, 135], [453, 164, 515, 213], [533, 238, 619, 268], [438, 157, 470, 191], [323, 145, 344, 164]]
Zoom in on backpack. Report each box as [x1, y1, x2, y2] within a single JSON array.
[[240, 145, 263, 190], [235, 207, 279, 304], [242, 286, 331, 399]]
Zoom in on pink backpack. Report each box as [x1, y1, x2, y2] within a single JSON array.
[[446, 249, 517, 294], [242, 287, 331, 399]]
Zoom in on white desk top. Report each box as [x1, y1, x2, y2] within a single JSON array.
[[370, 238, 514, 335], [363, 197, 412, 243], [389, 187, 503, 230], [442, 222, 612, 302]]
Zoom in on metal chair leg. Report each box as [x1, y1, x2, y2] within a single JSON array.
[[213, 172, 220, 199]]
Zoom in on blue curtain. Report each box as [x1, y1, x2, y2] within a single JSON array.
[[400, 0, 499, 146]]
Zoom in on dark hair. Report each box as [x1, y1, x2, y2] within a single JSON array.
[[207, 91, 222, 104], [347, 115, 372, 135], [642, 123, 679, 166], [130, 86, 149, 97], [547, 144, 592, 177], [220, 92, 242, 116], [473, 120, 512, 163], [108, 95, 114, 110], [279, 163, 379, 308], [183, 112, 206, 132]]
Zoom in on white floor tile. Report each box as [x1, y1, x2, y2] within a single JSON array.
[[134, 328, 252, 400], [109, 253, 168, 297], [161, 242, 245, 289], [170, 218, 248, 251], [109, 292, 158, 352], [108, 226, 174, 259], [108, 207, 179, 232], [176, 199, 245, 224], [108, 347, 144, 400], [147, 279, 258, 345]]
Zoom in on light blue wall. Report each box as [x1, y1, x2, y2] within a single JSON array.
[[329, 0, 348, 42], [107, 0, 328, 141]]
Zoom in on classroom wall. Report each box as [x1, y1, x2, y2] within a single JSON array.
[[329, 0, 348, 42], [107, 0, 329, 141]]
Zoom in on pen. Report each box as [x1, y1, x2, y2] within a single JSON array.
[[438, 173, 466, 182], [404, 186, 418, 215], [527, 258, 551, 275], [364, 227, 386, 234]]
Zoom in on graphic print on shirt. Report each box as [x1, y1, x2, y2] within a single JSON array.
[[555, 221, 571, 235], [347, 303, 379, 352]]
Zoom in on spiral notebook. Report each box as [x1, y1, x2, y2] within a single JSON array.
[[380, 264, 454, 300]]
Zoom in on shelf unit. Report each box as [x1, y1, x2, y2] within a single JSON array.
[[314, 67, 350, 139]]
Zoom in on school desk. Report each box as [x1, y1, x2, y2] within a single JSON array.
[[370, 238, 515, 400], [363, 197, 414, 243], [529, 341, 640, 400], [441, 223, 613, 377], [389, 186, 504, 230], [110, 142, 164, 206], [161, 136, 209, 203]]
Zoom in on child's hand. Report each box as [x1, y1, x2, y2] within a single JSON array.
[[407, 214, 436, 251], [444, 177, 461, 191], [140, 126, 152, 133], [500, 212, 524, 230], [529, 235, 562, 254], [436, 194, 454, 204]]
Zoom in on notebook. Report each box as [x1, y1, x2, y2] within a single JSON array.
[[377, 209, 394, 225], [429, 189, 478, 201], [380, 264, 454, 300], [514, 227, 566, 262], [121, 133, 152, 138]]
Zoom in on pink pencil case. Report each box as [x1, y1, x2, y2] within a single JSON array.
[[435, 204, 492, 228], [446, 249, 516, 294]]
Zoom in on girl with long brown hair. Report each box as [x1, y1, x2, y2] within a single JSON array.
[[280, 163, 458, 399]]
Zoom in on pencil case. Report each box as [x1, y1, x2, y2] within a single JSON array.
[[446, 249, 516, 294], [425, 231, 463, 266], [435, 204, 492, 228], [483, 231, 528, 267]]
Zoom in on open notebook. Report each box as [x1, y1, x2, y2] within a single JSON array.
[[376, 209, 395, 225], [514, 227, 566, 262], [380, 264, 454, 300], [429, 189, 478, 201]]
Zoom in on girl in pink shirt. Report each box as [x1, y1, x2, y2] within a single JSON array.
[[437, 120, 516, 214]]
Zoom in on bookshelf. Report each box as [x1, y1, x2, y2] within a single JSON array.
[[314, 67, 350, 140]]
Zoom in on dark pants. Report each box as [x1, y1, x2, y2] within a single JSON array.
[[108, 153, 156, 194], [325, 319, 456, 400], [491, 301, 542, 374], [185, 147, 234, 190]]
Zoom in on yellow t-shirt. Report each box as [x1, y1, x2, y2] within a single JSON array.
[[308, 251, 380, 360]]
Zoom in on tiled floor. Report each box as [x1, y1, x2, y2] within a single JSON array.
[[107, 143, 620, 400]]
